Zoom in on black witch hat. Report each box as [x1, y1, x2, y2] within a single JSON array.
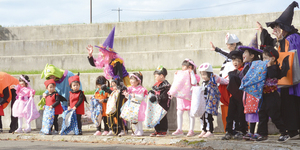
[[266, 1, 299, 32]]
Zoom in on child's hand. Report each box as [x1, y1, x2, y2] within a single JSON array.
[[86, 45, 94, 58], [43, 93, 47, 98], [131, 93, 135, 98], [210, 42, 216, 51], [10, 85, 15, 89], [50, 106, 53, 109], [99, 99, 104, 103], [68, 106, 71, 111], [175, 71, 178, 74], [255, 21, 263, 32], [90, 96, 92, 99], [72, 106, 76, 110], [122, 91, 129, 97]]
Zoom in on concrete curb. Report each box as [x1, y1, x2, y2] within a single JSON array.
[[0, 132, 299, 150]]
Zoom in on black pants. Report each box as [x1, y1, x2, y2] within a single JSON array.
[[76, 114, 82, 131], [97, 116, 109, 132], [257, 92, 287, 136], [51, 115, 59, 131], [0, 116, 2, 129], [155, 114, 168, 132], [249, 123, 256, 134], [202, 112, 214, 133], [226, 97, 247, 134], [10, 89, 18, 131]]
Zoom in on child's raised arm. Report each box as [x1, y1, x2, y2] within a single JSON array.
[[214, 74, 229, 85]]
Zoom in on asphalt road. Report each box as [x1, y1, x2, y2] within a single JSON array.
[[0, 140, 199, 150]]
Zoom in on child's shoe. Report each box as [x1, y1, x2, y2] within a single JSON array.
[[172, 129, 184, 136], [221, 132, 232, 140], [186, 130, 194, 137], [202, 131, 214, 138], [15, 128, 23, 133], [233, 131, 244, 140], [243, 133, 252, 140], [135, 130, 144, 136], [156, 132, 167, 137], [0, 128, 3, 133], [198, 131, 206, 138], [150, 131, 158, 137], [278, 134, 290, 142], [250, 134, 259, 141], [52, 130, 59, 135], [256, 135, 268, 141], [107, 130, 114, 136], [102, 131, 109, 136], [118, 130, 125, 137], [94, 131, 101, 136], [23, 128, 31, 133]]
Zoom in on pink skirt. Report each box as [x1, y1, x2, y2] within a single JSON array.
[[177, 98, 191, 111], [138, 101, 146, 121], [12, 99, 28, 118]]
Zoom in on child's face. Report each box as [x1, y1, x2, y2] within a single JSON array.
[[232, 58, 243, 70], [242, 50, 254, 62], [226, 43, 236, 51], [49, 75, 57, 80], [71, 82, 80, 91], [19, 81, 26, 87], [47, 84, 56, 94], [154, 74, 165, 82], [263, 53, 275, 64], [182, 65, 192, 71], [200, 71, 210, 81], [111, 82, 117, 91], [96, 84, 102, 89], [130, 78, 139, 87]]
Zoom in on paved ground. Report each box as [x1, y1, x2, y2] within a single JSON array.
[[0, 129, 299, 150]]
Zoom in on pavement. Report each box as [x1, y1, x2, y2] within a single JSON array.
[[0, 127, 300, 150]]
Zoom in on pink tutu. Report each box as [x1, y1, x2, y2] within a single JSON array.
[[176, 98, 191, 111], [12, 98, 28, 118], [138, 101, 147, 121]]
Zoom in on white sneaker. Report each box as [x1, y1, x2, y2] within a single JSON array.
[[118, 131, 125, 137], [52, 130, 58, 135], [106, 130, 114, 136], [15, 128, 23, 133], [135, 130, 144, 136]]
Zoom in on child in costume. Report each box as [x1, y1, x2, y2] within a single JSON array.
[[255, 47, 290, 142], [11, 75, 39, 133], [41, 64, 82, 111], [0, 72, 19, 133], [222, 50, 246, 140], [87, 26, 130, 87], [238, 34, 263, 140], [122, 72, 148, 136], [171, 59, 200, 137], [68, 74, 86, 135], [148, 65, 171, 137], [210, 33, 243, 132], [91, 76, 112, 136], [44, 79, 64, 134], [107, 79, 127, 136], [198, 63, 228, 138]]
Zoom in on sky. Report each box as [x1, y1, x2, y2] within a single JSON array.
[[0, 0, 298, 27]]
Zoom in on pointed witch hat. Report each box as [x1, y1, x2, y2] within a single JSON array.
[[266, 1, 299, 32], [95, 26, 117, 54]]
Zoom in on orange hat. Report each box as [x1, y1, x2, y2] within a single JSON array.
[[68, 75, 80, 86], [44, 79, 56, 88]]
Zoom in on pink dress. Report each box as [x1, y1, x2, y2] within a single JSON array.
[[12, 85, 35, 118], [177, 73, 201, 111], [127, 85, 148, 121]]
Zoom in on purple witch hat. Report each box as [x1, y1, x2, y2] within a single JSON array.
[[95, 26, 117, 54], [239, 33, 263, 53]]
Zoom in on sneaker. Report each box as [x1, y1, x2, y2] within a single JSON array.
[[203, 131, 214, 138], [256, 135, 268, 141], [172, 129, 184, 136], [221, 132, 233, 140], [107, 130, 114, 136], [0, 128, 3, 133], [15, 128, 23, 133], [102, 131, 109, 136], [150, 131, 158, 137], [23, 128, 31, 133], [78, 131, 82, 135], [278, 135, 290, 142], [94, 131, 102, 136], [52, 130, 59, 135], [243, 133, 252, 140], [250, 134, 259, 141], [186, 130, 195, 137], [118, 131, 125, 137], [157, 132, 167, 137], [234, 131, 244, 140], [198, 131, 206, 138]]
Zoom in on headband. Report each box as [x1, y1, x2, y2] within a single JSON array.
[[20, 75, 31, 88], [184, 58, 197, 68], [129, 74, 141, 83]]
